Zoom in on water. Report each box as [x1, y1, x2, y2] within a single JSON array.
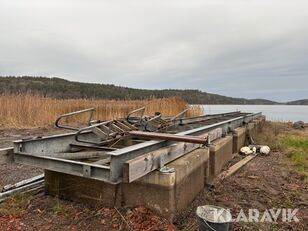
[[202, 105, 308, 122]]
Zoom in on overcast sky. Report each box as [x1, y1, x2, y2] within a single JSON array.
[[0, 0, 307, 102]]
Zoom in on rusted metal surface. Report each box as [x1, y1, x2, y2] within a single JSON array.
[[128, 131, 208, 144]]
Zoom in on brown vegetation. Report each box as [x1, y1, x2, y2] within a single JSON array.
[[0, 94, 203, 128], [0, 193, 172, 231]]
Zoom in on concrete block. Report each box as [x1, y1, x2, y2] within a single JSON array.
[[233, 127, 246, 153], [204, 150, 210, 185], [209, 136, 233, 181], [45, 170, 122, 207], [165, 148, 209, 212], [123, 148, 209, 221]]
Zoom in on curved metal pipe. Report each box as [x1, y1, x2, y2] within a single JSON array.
[[55, 108, 95, 130], [126, 107, 145, 125]]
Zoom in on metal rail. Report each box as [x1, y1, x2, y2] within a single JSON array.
[[126, 107, 145, 125], [55, 108, 95, 130], [0, 175, 45, 202], [75, 120, 115, 145]]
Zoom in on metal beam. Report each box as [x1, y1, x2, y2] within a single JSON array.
[[25, 151, 108, 160], [128, 131, 208, 144], [123, 128, 222, 183], [14, 152, 112, 182]]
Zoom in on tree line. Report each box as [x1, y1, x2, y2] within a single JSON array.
[[0, 76, 280, 105]]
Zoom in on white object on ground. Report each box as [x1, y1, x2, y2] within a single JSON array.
[[240, 146, 253, 155], [260, 145, 270, 155]]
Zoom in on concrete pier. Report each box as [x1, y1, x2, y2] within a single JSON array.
[[233, 127, 246, 154], [45, 170, 122, 207], [123, 148, 209, 221]]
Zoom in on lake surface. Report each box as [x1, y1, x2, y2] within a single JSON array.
[[201, 105, 308, 122]]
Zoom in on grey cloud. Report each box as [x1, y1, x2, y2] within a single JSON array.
[[0, 0, 307, 102]]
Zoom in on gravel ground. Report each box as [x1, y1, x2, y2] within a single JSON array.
[[0, 163, 43, 189]]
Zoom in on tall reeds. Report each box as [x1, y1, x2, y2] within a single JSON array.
[[0, 94, 203, 128]]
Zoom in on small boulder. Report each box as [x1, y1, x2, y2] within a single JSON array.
[[292, 121, 305, 129]]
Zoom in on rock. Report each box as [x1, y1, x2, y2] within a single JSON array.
[[260, 146, 270, 155], [292, 121, 305, 129]]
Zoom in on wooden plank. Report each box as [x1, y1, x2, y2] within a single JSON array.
[[0, 147, 14, 164], [128, 131, 209, 144], [214, 154, 257, 183]]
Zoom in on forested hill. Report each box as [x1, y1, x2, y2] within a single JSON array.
[[286, 99, 308, 105], [0, 76, 283, 104]]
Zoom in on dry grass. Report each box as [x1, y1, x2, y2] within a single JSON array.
[[0, 193, 32, 216], [0, 94, 203, 128]]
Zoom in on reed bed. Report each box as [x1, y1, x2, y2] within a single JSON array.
[[0, 94, 203, 128]]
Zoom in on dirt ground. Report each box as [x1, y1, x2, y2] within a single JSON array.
[[0, 125, 307, 230], [176, 150, 308, 230]]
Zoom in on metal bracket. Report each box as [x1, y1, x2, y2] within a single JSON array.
[[160, 166, 175, 174], [159, 153, 165, 168], [159, 153, 175, 173], [83, 165, 91, 177]]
